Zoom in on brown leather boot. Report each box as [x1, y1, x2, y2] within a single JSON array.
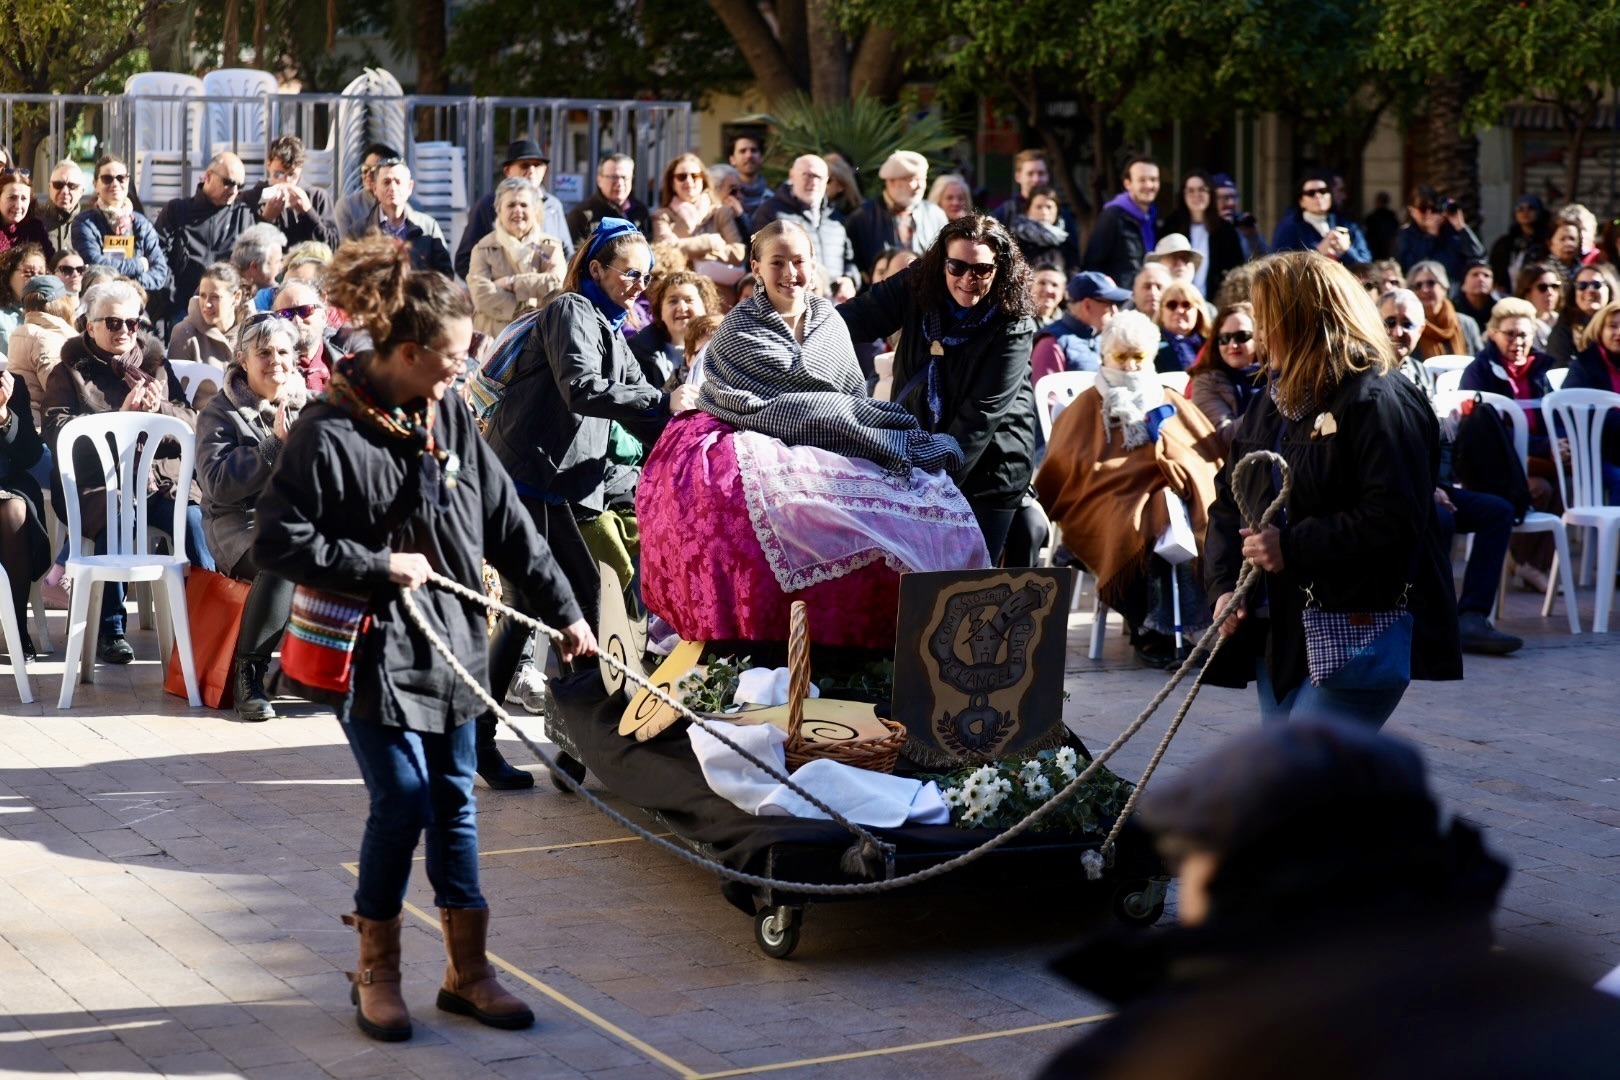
[[342, 912, 412, 1041], [435, 906, 535, 1029]]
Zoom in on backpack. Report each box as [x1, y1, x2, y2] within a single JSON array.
[[463, 307, 546, 430], [1451, 394, 1532, 522]]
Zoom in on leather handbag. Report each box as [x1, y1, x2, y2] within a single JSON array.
[[164, 568, 252, 708]]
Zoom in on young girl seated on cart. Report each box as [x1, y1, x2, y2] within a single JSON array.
[[638, 220, 990, 649]]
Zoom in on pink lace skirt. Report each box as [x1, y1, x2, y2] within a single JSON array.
[[638, 412, 904, 648]]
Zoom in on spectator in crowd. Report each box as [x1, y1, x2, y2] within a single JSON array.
[[1395, 184, 1486, 282], [1568, 297, 1620, 393], [1382, 290, 1523, 654], [857, 248, 920, 383], [1205, 252, 1459, 728], [927, 173, 974, 222], [195, 312, 307, 721], [239, 134, 339, 249], [1212, 173, 1267, 261], [38, 161, 87, 256], [6, 275, 78, 425], [1144, 233, 1206, 294], [77, 264, 117, 296], [752, 154, 860, 301], [1596, 217, 1620, 270], [847, 150, 948, 277], [1407, 260, 1482, 359], [154, 151, 255, 314], [71, 153, 168, 299], [280, 241, 332, 289], [666, 311, 721, 392], [231, 223, 288, 311], [169, 262, 243, 368], [365, 159, 452, 275], [1363, 190, 1401, 259], [707, 164, 746, 221], [995, 149, 1081, 270], [335, 142, 397, 241], [1082, 155, 1160, 288], [839, 213, 1039, 561], [1036, 309, 1220, 666], [483, 218, 693, 782], [628, 270, 719, 387], [0, 244, 47, 354], [1513, 260, 1562, 351], [454, 138, 572, 281], [1162, 169, 1246, 300], [1367, 258, 1405, 294], [823, 153, 862, 219], [1554, 203, 1600, 271], [1548, 218, 1585, 282], [728, 133, 769, 222], [1546, 263, 1620, 365], [466, 177, 566, 339], [51, 249, 86, 306], [567, 152, 651, 244], [254, 234, 589, 1041], [1155, 279, 1213, 372], [1006, 185, 1070, 275], [1271, 170, 1371, 264], [649, 152, 746, 287], [1455, 258, 1499, 327], [272, 279, 345, 395], [0, 359, 47, 659], [0, 169, 52, 258], [1031, 270, 1128, 385], [1490, 193, 1550, 288], [1188, 299, 1262, 452], [1130, 261, 1171, 321], [1029, 263, 1065, 324], [45, 279, 212, 666]]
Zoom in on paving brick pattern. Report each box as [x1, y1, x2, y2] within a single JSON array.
[[1, 582, 1617, 1077]]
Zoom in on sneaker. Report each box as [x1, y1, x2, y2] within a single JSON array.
[[96, 635, 135, 665], [1458, 611, 1523, 656], [508, 664, 549, 716]]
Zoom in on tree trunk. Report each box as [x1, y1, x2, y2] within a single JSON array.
[[1561, 96, 1600, 204], [252, 0, 268, 69], [1004, 77, 1086, 228], [1423, 72, 1480, 221], [705, 0, 803, 103], [326, 0, 338, 50], [773, 0, 810, 90], [848, 27, 904, 101], [222, 0, 240, 66], [145, 0, 198, 73], [804, 0, 848, 105], [415, 0, 447, 93]]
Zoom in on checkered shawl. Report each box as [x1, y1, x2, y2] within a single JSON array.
[[699, 292, 963, 473]]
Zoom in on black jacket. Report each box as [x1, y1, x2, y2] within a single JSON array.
[[0, 381, 50, 580], [1081, 204, 1149, 288], [1203, 369, 1462, 698], [253, 374, 581, 733], [565, 190, 651, 247], [484, 292, 667, 511], [838, 267, 1038, 511], [154, 189, 257, 311], [627, 323, 678, 387], [1459, 343, 1558, 457], [237, 181, 341, 249], [1564, 344, 1620, 462], [750, 184, 860, 288], [1161, 208, 1248, 301]]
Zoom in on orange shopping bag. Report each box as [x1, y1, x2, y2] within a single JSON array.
[[164, 568, 251, 709]]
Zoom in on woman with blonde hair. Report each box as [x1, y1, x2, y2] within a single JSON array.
[[1155, 278, 1214, 371], [467, 176, 567, 337], [1203, 251, 1461, 728], [926, 174, 974, 222]]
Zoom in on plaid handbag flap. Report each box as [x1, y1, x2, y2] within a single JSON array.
[[1300, 607, 1406, 687]]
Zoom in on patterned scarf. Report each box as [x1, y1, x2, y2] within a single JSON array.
[[324, 354, 460, 502], [97, 196, 134, 237], [919, 298, 1002, 426], [1269, 377, 1319, 423], [1096, 365, 1170, 449], [86, 335, 154, 392]]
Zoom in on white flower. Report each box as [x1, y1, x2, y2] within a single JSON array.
[[1054, 746, 1079, 780], [1024, 774, 1053, 800]]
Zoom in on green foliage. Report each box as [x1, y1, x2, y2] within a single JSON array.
[[678, 656, 751, 715], [0, 0, 152, 93], [446, 0, 752, 105], [743, 93, 960, 194]]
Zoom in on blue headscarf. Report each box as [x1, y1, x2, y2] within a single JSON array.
[[579, 217, 647, 331]]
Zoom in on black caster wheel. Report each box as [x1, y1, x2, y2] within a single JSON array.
[[549, 752, 587, 793], [753, 905, 803, 959], [1111, 877, 1167, 927]]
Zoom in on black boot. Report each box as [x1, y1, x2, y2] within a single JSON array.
[[476, 716, 533, 789], [233, 658, 276, 722]]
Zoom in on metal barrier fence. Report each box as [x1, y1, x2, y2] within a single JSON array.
[[1, 92, 692, 242]]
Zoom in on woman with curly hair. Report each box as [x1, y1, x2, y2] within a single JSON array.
[[627, 269, 721, 386], [838, 213, 1040, 560], [0, 243, 48, 353]]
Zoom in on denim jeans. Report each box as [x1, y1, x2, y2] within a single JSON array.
[[94, 496, 216, 638], [1434, 486, 1513, 615], [342, 718, 484, 919], [1256, 657, 1408, 730]]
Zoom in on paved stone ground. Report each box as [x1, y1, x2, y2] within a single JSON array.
[[1, 579, 1617, 1078]]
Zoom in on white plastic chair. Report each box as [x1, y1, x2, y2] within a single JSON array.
[[55, 414, 201, 708], [1159, 371, 1191, 396], [1542, 389, 1620, 632], [1547, 367, 1569, 391], [0, 564, 34, 703], [1033, 370, 1096, 444], [202, 68, 278, 165], [125, 72, 205, 207], [1434, 368, 1464, 395], [1435, 389, 1580, 632], [1423, 355, 1474, 379], [167, 360, 223, 406]]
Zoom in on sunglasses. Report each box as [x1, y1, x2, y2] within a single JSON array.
[[945, 257, 996, 280], [1164, 300, 1194, 311], [98, 172, 128, 185], [0, 167, 30, 182], [672, 171, 705, 181], [1516, 202, 1538, 211], [275, 304, 321, 320], [1411, 279, 1442, 290], [210, 172, 242, 190], [1216, 331, 1253, 346], [51, 180, 81, 192], [56, 264, 85, 276], [99, 316, 141, 333], [1498, 331, 1532, 342], [606, 264, 648, 284], [1535, 282, 1560, 293], [1301, 187, 1331, 197], [1383, 317, 1418, 330], [1575, 280, 1608, 292]]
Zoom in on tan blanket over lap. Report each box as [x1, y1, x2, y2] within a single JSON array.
[[1033, 386, 1225, 603]]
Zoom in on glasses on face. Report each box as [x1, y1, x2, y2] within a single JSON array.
[[1535, 282, 1559, 293], [210, 171, 242, 190], [100, 316, 141, 333], [1164, 300, 1194, 311], [1411, 279, 1441, 291], [1576, 280, 1608, 292], [56, 264, 84, 276], [1414, 203, 1437, 214], [600, 172, 633, 185], [98, 172, 128, 185], [672, 171, 704, 182], [51, 180, 81, 192], [1109, 350, 1147, 365], [1383, 317, 1418, 330], [1301, 187, 1332, 198], [1498, 331, 1532, 342], [944, 257, 996, 280], [1217, 331, 1253, 346], [415, 342, 471, 368], [606, 264, 648, 284], [275, 304, 321, 320], [1516, 202, 1537, 212]]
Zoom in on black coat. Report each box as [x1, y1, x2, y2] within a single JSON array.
[[1204, 369, 1462, 699], [750, 184, 861, 288], [1459, 343, 1558, 457], [0, 381, 51, 581], [154, 190, 257, 311], [565, 190, 651, 247], [1080, 204, 1148, 288], [237, 181, 341, 249], [253, 373, 581, 733], [1161, 208, 1248, 301], [195, 364, 304, 579], [484, 292, 667, 511], [1564, 344, 1620, 462], [838, 267, 1038, 511]]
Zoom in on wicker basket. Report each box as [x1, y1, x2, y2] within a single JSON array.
[[783, 601, 907, 773]]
